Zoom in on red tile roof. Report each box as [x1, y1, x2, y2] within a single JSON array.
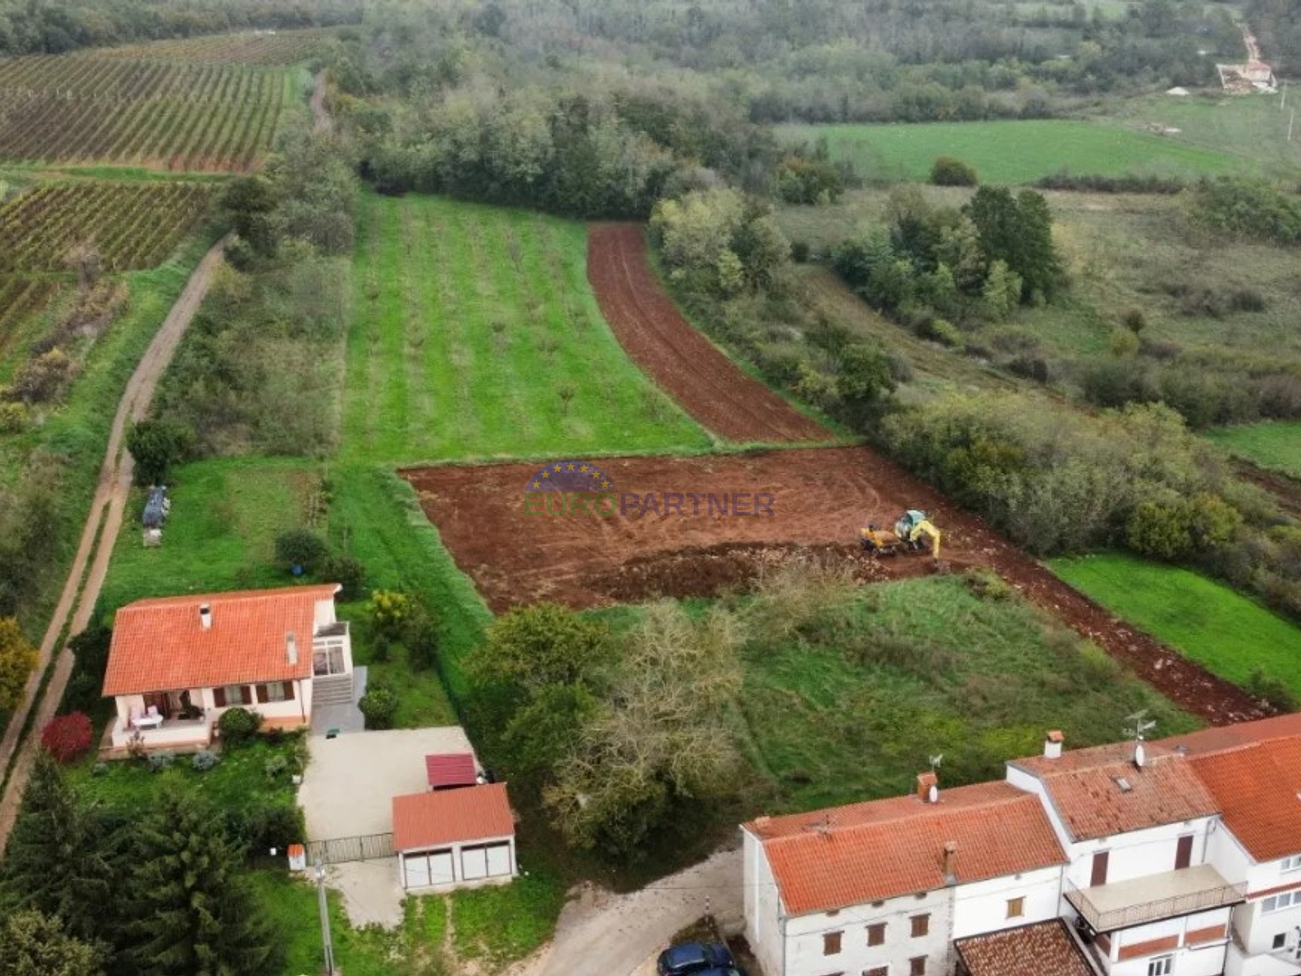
[[1191, 737, 1301, 863], [392, 783, 514, 851], [956, 920, 1095, 976], [103, 585, 340, 696], [426, 753, 477, 789], [1010, 742, 1217, 841], [745, 782, 1065, 916], [1162, 713, 1301, 756]]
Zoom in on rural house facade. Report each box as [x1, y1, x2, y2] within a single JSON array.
[[744, 717, 1301, 976], [102, 584, 353, 751]]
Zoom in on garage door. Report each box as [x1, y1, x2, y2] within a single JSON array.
[[403, 854, 430, 889], [461, 845, 488, 880], [486, 842, 512, 877], [430, 849, 454, 885]]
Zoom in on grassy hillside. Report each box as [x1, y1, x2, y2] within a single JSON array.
[[777, 119, 1246, 184], [1205, 422, 1301, 478], [1051, 554, 1301, 701], [343, 193, 710, 464]]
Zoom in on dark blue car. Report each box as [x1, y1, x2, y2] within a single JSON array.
[[656, 943, 737, 976]]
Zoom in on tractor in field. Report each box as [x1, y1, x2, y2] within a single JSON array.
[[859, 510, 942, 558]]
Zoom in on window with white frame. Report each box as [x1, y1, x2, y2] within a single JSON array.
[[1282, 855, 1301, 872], [221, 685, 246, 706], [1147, 955, 1173, 976], [1264, 891, 1300, 914]]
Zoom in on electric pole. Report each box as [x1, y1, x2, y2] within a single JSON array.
[[315, 858, 336, 976]]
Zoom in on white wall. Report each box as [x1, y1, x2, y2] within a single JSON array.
[[111, 679, 312, 748], [744, 829, 784, 976], [779, 887, 952, 976], [952, 865, 1063, 939], [397, 834, 515, 893], [1062, 818, 1217, 891]]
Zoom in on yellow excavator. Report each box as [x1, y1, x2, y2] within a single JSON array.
[[859, 510, 942, 558]]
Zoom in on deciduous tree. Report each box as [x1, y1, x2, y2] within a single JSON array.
[[0, 616, 36, 711]]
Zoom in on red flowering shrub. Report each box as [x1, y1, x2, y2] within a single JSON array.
[[41, 712, 93, 763]]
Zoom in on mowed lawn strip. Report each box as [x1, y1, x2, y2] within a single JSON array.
[[1051, 554, 1301, 699], [342, 193, 709, 464], [1205, 422, 1301, 479], [777, 120, 1244, 184]]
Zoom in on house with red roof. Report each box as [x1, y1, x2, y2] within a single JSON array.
[[392, 782, 517, 891], [744, 717, 1301, 976], [102, 584, 352, 751]]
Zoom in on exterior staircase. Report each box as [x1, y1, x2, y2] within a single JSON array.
[[312, 674, 354, 709]]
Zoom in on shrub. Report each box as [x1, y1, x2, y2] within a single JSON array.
[[1257, 374, 1301, 419], [790, 240, 811, 263], [273, 528, 329, 573], [921, 317, 963, 348], [192, 750, 219, 772], [0, 402, 30, 434], [147, 752, 174, 773], [264, 755, 289, 781], [40, 712, 93, 763], [1245, 667, 1297, 712], [322, 553, 366, 601], [930, 156, 978, 187], [369, 590, 413, 642], [218, 707, 263, 746], [1229, 288, 1266, 313], [359, 684, 399, 730], [404, 607, 440, 671], [1122, 309, 1146, 333], [964, 569, 1014, 601]]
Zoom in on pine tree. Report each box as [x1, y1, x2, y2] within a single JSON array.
[[123, 789, 279, 976], [0, 754, 117, 947], [0, 909, 105, 976]]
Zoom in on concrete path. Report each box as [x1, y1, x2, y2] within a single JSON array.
[[0, 237, 230, 853]]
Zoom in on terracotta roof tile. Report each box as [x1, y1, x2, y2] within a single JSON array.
[[392, 783, 514, 851], [103, 585, 340, 696], [956, 920, 1095, 976], [1010, 743, 1217, 841], [426, 753, 477, 789], [1162, 713, 1301, 756], [746, 783, 1065, 916], [1191, 738, 1301, 863]]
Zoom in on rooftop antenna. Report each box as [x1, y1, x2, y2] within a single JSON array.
[[929, 754, 944, 773], [1123, 710, 1157, 769], [809, 814, 833, 837]]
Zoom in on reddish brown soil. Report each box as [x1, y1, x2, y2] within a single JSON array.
[[403, 447, 1269, 726], [587, 224, 829, 444]]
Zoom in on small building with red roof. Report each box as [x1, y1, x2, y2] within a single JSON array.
[[392, 783, 516, 891], [102, 584, 352, 750]]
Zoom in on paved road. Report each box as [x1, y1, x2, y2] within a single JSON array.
[[0, 237, 229, 852]]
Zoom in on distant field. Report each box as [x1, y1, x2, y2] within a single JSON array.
[[1051, 554, 1301, 701], [1204, 422, 1301, 478], [777, 120, 1244, 184], [94, 28, 331, 65], [0, 56, 293, 171], [0, 182, 213, 271], [343, 193, 710, 464]]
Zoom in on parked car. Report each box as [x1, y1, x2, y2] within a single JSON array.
[[657, 943, 735, 976]]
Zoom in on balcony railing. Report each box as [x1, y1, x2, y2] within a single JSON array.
[[1066, 867, 1245, 932]]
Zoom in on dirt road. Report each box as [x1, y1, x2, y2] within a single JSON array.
[[311, 70, 332, 134], [514, 848, 742, 976], [0, 237, 229, 853]]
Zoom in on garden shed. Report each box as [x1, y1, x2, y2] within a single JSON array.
[[392, 782, 516, 892]]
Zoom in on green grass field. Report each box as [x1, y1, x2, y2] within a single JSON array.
[[1204, 422, 1301, 478], [777, 119, 1246, 184], [343, 193, 710, 464], [1051, 554, 1301, 700]]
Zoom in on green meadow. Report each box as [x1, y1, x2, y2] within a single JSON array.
[[1205, 422, 1301, 479], [777, 119, 1246, 184], [343, 193, 710, 464], [1051, 554, 1301, 701]]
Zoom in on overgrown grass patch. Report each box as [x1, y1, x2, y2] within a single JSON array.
[[339, 601, 458, 727], [96, 456, 320, 616], [343, 192, 710, 465], [1051, 553, 1301, 702], [1205, 422, 1301, 479], [778, 120, 1245, 185], [442, 869, 567, 967]]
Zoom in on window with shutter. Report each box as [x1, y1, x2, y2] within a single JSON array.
[[255, 684, 268, 703], [283, 681, 295, 701], [867, 923, 886, 946], [910, 914, 929, 938], [824, 932, 843, 955], [910, 958, 926, 976], [213, 687, 227, 707]]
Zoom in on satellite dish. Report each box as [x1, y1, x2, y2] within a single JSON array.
[[1134, 742, 1146, 769], [928, 783, 939, 804]]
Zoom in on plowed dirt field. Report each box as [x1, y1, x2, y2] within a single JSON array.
[[587, 224, 829, 444], [404, 446, 1268, 726]]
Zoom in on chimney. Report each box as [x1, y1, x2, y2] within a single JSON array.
[[1044, 729, 1064, 760], [942, 841, 958, 884], [199, 603, 212, 631], [286, 632, 298, 666], [917, 771, 939, 804]]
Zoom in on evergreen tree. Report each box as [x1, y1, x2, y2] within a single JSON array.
[[122, 789, 280, 976], [0, 909, 105, 976], [965, 186, 1061, 302], [0, 754, 117, 948]]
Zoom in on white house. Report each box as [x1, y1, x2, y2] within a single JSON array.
[[742, 772, 1070, 976], [1006, 735, 1240, 976], [392, 782, 517, 892], [743, 717, 1301, 976], [101, 584, 353, 751]]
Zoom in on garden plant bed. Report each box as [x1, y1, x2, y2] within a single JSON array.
[[403, 446, 1268, 726], [587, 223, 830, 444]]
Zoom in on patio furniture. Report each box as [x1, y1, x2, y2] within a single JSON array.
[[135, 705, 164, 730]]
